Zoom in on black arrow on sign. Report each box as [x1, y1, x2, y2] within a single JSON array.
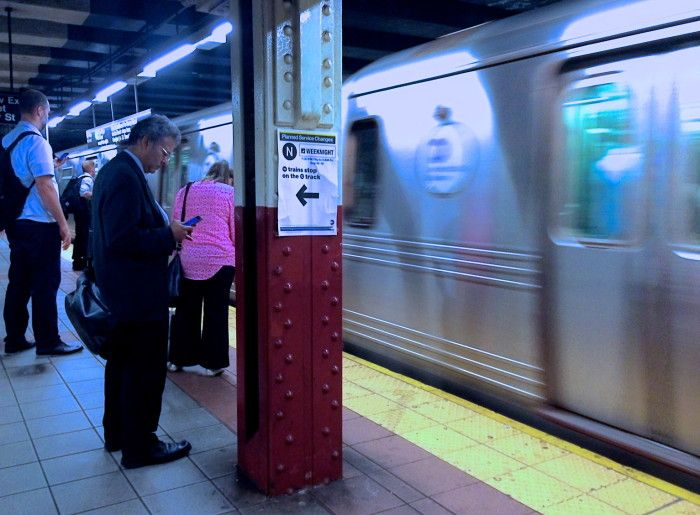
[[296, 184, 319, 206]]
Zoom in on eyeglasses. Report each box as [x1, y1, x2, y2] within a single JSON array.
[[161, 147, 173, 160]]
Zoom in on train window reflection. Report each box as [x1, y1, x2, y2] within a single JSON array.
[[560, 81, 642, 241], [678, 75, 700, 245], [344, 119, 379, 228]]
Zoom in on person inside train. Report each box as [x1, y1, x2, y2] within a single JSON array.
[[91, 114, 194, 469], [167, 160, 235, 377]]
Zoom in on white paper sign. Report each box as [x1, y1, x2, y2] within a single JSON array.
[[277, 130, 338, 236]]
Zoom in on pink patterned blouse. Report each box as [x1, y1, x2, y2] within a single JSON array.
[[172, 181, 235, 280]]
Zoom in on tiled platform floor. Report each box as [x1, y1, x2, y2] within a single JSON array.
[[1, 238, 698, 514]]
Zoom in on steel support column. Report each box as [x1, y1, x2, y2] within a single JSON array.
[[232, 0, 343, 496]]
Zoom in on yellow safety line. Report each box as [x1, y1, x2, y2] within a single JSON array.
[[344, 353, 700, 505]]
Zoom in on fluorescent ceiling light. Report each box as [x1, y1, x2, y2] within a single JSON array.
[[93, 80, 127, 103], [138, 43, 195, 78], [195, 21, 233, 49], [67, 101, 92, 117], [47, 116, 64, 128]]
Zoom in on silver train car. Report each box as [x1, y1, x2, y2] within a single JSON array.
[[341, 0, 699, 473], [57, 103, 234, 213]]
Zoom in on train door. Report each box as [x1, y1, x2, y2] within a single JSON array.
[[665, 47, 700, 456], [548, 47, 700, 456], [548, 53, 658, 442]]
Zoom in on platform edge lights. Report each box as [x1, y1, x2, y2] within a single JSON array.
[[48, 20, 233, 128]]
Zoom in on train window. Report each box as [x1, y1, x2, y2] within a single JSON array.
[[677, 70, 700, 245], [344, 119, 380, 228], [559, 78, 643, 241]]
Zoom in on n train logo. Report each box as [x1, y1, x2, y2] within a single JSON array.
[[416, 106, 480, 196], [282, 143, 297, 160]]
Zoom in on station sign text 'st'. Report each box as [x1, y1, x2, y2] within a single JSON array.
[[85, 109, 152, 149], [0, 93, 21, 124], [277, 130, 339, 236]]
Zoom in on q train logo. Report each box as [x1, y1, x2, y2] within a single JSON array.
[[416, 106, 480, 196]]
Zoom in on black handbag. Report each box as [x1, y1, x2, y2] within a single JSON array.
[[64, 269, 115, 359], [167, 182, 193, 306]]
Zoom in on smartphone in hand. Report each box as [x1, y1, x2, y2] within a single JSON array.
[[183, 215, 202, 227]]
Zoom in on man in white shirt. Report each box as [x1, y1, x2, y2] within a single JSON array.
[[2, 89, 82, 356]]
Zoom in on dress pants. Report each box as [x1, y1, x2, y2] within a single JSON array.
[[103, 317, 169, 455], [3, 220, 61, 349], [169, 266, 234, 370], [72, 208, 90, 267]]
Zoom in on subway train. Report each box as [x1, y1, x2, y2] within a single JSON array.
[[341, 0, 699, 474], [56, 103, 233, 215]]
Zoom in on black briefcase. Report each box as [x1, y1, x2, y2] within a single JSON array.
[[65, 271, 115, 359]]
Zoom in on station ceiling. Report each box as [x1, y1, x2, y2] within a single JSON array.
[[0, 0, 560, 150]]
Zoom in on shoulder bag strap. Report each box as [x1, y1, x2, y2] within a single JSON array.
[[5, 131, 39, 190], [175, 182, 194, 252], [180, 181, 194, 222]]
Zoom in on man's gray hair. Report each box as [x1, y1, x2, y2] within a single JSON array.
[[127, 114, 181, 147]]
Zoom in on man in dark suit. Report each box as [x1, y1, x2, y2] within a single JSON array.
[[92, 115, 193, 469]]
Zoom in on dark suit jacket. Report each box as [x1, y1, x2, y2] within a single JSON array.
[[91, 151, 175, 322]]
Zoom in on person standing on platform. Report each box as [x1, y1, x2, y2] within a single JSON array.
[[71, 159, 96, 271], [2, 89, 82, 356], [91, 115, 193, 469], [167, 161, 235, 377]]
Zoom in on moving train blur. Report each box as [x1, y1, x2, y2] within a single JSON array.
[[341, 0, 698, 474], [56, 0, 699, 476]]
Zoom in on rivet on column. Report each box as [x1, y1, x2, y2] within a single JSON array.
[[277, 463, 285, 473], [321, 315, 329, 325], [321, 348, 330, 358], [321, 383, 330, 393], [330, 399, 339, 409], [273, 302, 283, 313], [330, 331, 339, 341], [286, 434, 294, 444], [285, 353, 294, 364], [275, 373, 284, 383], [331, 450, 339, 460], [322, 426, 330, 435], [283, 282, 293, 293], [282, 246, 292, 256], [284, 319, 293, 329], [331, 261, 340, 271], [273, 338, 283, 348], [320, 280, 329, 290], [276, 410, 284, 419], [330, 296, 339, 306], [305, 471, 313, 480], [321, 244, 330, 254], [285, 390, 294, 399], [331, 365, 339, 374], [273, 265, 283, 275]]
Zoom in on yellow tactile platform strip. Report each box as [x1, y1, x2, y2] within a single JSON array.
[[343, 354, 700, 515]]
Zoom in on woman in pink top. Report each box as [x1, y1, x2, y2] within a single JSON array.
[[167, 161, 235, 376]]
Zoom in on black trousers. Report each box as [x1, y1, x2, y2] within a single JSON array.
[[3, 220, 61, 349], [72, 209, 90, 266], [103, 317, 168, 456], [169, 265, 234, 370]]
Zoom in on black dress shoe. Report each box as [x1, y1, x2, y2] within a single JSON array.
[[36, 341, 83, 356], [4, 339, 36, 354], [121, 440, 192, 469]]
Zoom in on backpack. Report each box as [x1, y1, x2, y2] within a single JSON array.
[[0, 131, 37, 232], [60, 174, 90, 215]]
